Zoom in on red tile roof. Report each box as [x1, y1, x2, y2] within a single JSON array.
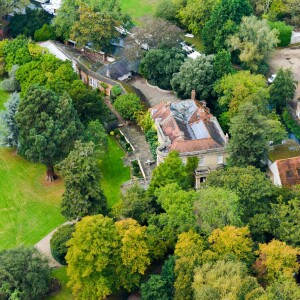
[[276, 156, 300, 186], [170, 138, 223, 152]]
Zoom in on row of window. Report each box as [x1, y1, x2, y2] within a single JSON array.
[[198, 155, 223, 167]]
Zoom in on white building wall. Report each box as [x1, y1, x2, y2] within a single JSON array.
[[268, 162, 282, 186]]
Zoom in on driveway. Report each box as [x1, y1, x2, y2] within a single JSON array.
[[269, 47, 300, 101], [129, 76, 179, 107]]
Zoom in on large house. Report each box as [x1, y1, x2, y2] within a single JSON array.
[[267, 140, 300, 186], [150, 92, 228, 188]]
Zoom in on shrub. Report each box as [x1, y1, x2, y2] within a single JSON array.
[[110, 85, 123, 103], [34, 24, 57, 42], [50, 224, 75, 265], [0, 65, 20, 92], [146, 128, 159, 159], [269, 21, 292, 47], [282, 109, 300, 140], [113, 93, 143, 121]]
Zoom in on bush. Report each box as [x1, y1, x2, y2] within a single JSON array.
[[282, 109, 300, 140], [113, 93, 143, 121], [34, 24, 57, 42], [50, 224, 75, 265], [0, 65, 20, 92], [145, 128, 159, 159], [269, 21, 293, 47], [110, 85, 122, 103]]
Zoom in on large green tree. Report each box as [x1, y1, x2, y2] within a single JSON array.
[[193, 259, 264, 300], [58, 141, 107, 220], [270, 68, 298, 112], [0, 0, 29, 18], [202, 0, 253, 53], [139, 47, 185, 90], [171, 55, 215, 99], [194, 187, 242, 235], [16, 85, 82, 181], [113, 93, 142, 121], [0, 247, 50, 300], [228, 15, 279, 71]]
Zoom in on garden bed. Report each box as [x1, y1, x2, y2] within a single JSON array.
[[113, 128, 134, 153], [131, 159, 144, 179]]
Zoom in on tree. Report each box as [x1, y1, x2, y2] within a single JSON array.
[[228, 15, 279, 71], [66, 215, 151, 299], [141, 256, 175, 300], [70, 4, 120, 52], [58, 141, 107, 220], [285, 0, 300, 27], [214, 70, 267, 115], [193, 259, 264, 300], [50, 224, 75, 265], [155, 0, 178, 24], [207, 226, 254, 264], [0, 0, 29, 19], [206, 166, 275, 226], [259, 278, 300, 300], [0, 247, 50, 300], [254, 239, 299, 283], [269, 21, 293, 47], [272, 198, 300, 247], [227, 102, 269, 167], [147, 184, 197, 257], [178, 0, 219, 34], [139, 47, 185, 90], [8, 7, 53, 39], [148, 151, 189, 195], [0, 64, 20, 92], [194, 187, 242, 235], [213, 50, 234, 80], [0, 93, 20, 147], [83, 120, 108, 151], [174, 231, 205, 300], [124, 17, 182, 60], [16, 86, 82, 181], [202, 0, 253, 53], [171, 55, 215, 99], [113, 93, 142, 121], [270, 68, 298, 113], [34, 24, 57, 42], [113, 183, 155, 225]]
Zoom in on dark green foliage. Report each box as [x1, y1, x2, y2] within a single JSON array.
[[0, 247, 51, 300], [113, 183, 155, 224], [139, 47, 185, 90], [113, 93, 143, 121], [281, 109, 300, 140], [269, 21, 293, 47], [155, 0, 178, 23], [145, 128, 159, 159], [9, 8, 53, 39], [202, 0, 253, 53], [110, 85, 122, 103], [131, 160, 143, 178], [206, 166, 274, 223], [114, 128, 133, 153], [141, 256, 175, 300], [213, 50, 234, 80], [0, 65, 20, 92], [270, 68, 297, 113], [84, 120, 108, 151], [171, 55, 215, 99], [50, 224, 75, 265], [68, 80, 108, 124], [186, 156, 199, 188], [58, 141, 107, 220], [34, 24, 57, 42], [16, 86, 83, 180]]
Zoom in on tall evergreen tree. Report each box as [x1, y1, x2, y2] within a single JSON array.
[[58, 141, 107, 220], [16, 85, 82, 181]]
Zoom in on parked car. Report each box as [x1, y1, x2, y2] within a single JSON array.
[[268, 74, 277, 84]]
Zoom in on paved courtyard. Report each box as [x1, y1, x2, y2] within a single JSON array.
[[129, 76, 179, 107], [269, 47, 300, 101]]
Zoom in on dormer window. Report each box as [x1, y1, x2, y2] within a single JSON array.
[[286, 170, 294, 177]]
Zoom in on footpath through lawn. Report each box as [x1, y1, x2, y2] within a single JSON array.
[[0, 148, 65, 250]]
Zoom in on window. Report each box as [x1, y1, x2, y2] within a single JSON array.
[[297, 169, 300, 176], [200, 177, 206, 183], [217, 155, 223, 164], [198, 157, 204, 167], [286, 170, 294, 177], [89, 77, 98, 89]]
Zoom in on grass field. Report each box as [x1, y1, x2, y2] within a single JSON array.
[[99, 136, 131, 207], [120, 0, 160, 23], [46, 267, 73, 300], [0, 85, 9, 110], [0, 148, 65, 250]]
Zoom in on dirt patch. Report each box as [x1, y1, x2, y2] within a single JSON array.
[[269, 48, 300, 100]]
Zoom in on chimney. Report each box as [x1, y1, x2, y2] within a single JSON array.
[[191, 90, 196, 101]]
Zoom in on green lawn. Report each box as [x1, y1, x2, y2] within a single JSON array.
[[0, 148, 65, 250], [46, 267, 73, 300], [183, 33, 205, 52], [99, 136, 131, 207], [0, 85, 9, 110], [120, 0, 160, 23]]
